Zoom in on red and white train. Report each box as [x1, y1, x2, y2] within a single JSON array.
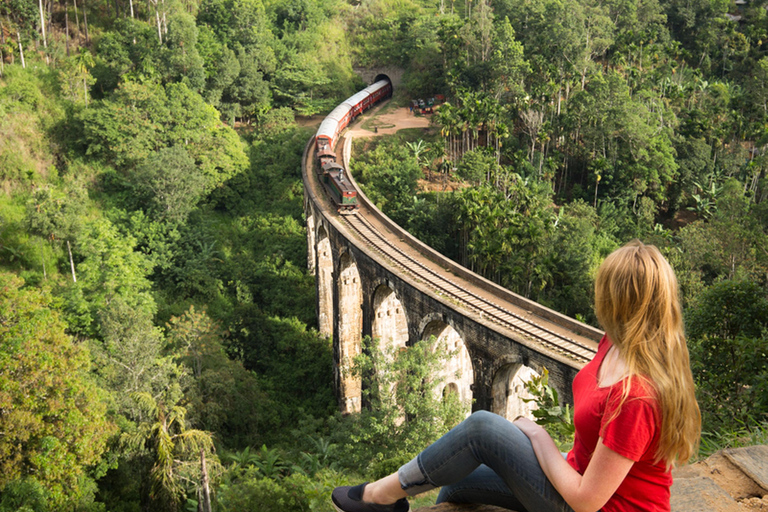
[[314, 78, 393, 213], [315, 79, 393, 156]]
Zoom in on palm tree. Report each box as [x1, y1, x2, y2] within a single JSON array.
[[123, 393, 217, 512], [73, 49, 94, 107]]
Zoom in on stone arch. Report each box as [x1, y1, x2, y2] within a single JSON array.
[[316, 226, 333, 337], [355, 67, 404, 88], [306, 210, 316, 275], [338, 252, 363, 413], [372, 284, 409, 356], [491, 364, 540, 421], [421, 320, 473, 414], [443, 382, 459, 398]]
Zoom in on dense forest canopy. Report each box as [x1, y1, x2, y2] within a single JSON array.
[[1, 0, 768, 509]]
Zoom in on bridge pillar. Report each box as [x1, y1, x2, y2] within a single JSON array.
[[306, 208, 316, 275], [316, 226, 333, 337], [337, 252, 363, 413]]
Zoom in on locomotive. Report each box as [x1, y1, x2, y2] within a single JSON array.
[[314, 78, 393, 214]]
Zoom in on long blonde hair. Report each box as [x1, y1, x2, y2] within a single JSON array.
[[594, 240, 700, 467]]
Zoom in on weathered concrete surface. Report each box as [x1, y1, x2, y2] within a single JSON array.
[[411, 447, 768, 512]]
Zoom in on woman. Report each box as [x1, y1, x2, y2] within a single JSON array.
[[332, 241, 701, 512]]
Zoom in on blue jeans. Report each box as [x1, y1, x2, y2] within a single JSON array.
[[397, 410, 574, 512]]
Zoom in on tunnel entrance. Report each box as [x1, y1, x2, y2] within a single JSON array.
[[374, 73, 392, 86]]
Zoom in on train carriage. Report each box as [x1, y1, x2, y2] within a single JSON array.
[[317, 148, 337, 167], [315, 79, 392, 153], [314, 78, 392, 215]]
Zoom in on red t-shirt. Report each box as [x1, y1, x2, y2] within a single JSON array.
[[566, 335, 672, 512]]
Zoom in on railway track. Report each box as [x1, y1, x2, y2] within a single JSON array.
[[342, 213, 597, 364]]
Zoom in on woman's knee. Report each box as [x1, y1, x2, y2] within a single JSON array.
[[460, 410, 531, 452], [462, 410, 504, 436]]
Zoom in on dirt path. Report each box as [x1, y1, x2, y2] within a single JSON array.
[[346, 101, 432, 137], [296, 100, 432, 136]]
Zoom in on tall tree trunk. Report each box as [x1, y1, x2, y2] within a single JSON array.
[[162, 0, 167, 35], [129, 0, 134, 18], [593, 179, 599, 208], [74, 0, 80, 36], [0, 21, 4, 77], [155, 7, 162, 43], [65, 2, 70, 57], [37, 241, 47, 279], [67, 240, 77, 282], [17, 32, 25, 68], [39, 0, 48, 48], [82, 0, 89, 42], [200, 450, 212, 512]]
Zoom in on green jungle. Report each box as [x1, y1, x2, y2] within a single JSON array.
[[1, 0, 768, 509]]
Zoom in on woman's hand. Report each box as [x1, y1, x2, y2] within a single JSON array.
[[512, 416, 546, 439]]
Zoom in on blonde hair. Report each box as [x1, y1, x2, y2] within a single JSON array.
[[595, 240, 700, 467]]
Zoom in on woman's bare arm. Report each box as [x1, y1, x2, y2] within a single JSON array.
[[514, 417, 634, 512]]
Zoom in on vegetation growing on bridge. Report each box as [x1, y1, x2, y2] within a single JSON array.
[[1, 0, 768, 509]]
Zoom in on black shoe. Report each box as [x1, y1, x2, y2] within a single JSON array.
[[331, 483, 410, 512]]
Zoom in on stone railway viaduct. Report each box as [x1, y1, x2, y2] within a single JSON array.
[[302, 81, 603, 420]]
